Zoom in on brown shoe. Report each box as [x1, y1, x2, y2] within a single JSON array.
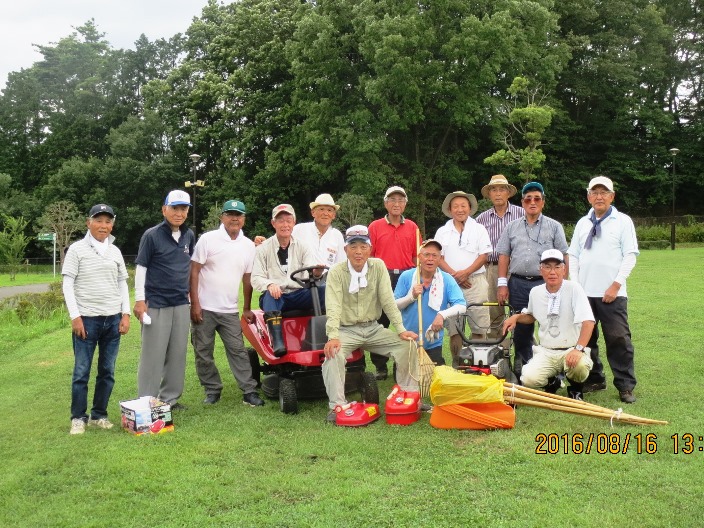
[[619, 390, 636, 404]]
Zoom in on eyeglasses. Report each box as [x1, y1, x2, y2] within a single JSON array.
[[540, 264, 564, 271], [386, 198, 406, 204], [588, 190, 613, 197], [222, 211, 244, 217], [522, 196, 543, 203]]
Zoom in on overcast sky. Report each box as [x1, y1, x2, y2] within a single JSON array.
[[0, 0, 209, 90]]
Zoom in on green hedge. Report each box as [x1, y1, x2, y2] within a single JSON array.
[[562, 223, 704, 244]]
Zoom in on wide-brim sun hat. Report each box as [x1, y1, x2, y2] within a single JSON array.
[[481, 174, 518, 199], [441, 191, 478, 218]]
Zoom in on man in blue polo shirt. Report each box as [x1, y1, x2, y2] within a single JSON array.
[[394, 239, 466, 366], [134, 190, 195, 408]]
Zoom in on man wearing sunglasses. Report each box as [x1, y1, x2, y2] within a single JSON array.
[[496, 182, 569, 376]]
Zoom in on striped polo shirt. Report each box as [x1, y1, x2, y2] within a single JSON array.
[[475, 203, 525, 264]]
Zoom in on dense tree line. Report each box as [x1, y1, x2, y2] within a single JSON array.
[[0, 0, 701, 257]]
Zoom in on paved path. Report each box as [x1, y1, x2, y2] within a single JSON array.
[[0, 283, 52, 300]]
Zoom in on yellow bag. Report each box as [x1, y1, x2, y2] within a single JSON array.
[[429, 366, 504, 406]]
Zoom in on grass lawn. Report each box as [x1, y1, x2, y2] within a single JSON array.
[[0, 271, 59, 288], [1, 249, 703, 527]]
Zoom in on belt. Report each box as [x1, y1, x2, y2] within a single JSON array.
[[511, 274, 542, 281], [342, 321, 377, 327], [388, 268, 411, 275], [487, 262, 499, 265]]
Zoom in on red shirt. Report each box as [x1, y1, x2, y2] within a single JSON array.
[[368, 215, 419, 271]]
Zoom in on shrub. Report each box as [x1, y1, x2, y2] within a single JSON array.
[[640, 240, 670, 250]]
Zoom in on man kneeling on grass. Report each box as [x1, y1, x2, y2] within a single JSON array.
[[502, 249, 595, 400], [322, 225, 424, 423]]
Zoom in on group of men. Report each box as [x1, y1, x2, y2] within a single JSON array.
[[64, 173, 639, 433]]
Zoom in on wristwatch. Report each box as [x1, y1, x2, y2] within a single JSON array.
[[575, 344, 585, 352]]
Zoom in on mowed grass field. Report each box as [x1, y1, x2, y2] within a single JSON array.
[[1, 249, 702, 527]]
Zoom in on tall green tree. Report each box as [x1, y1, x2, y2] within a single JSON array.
[[0, 215, 31, 280]]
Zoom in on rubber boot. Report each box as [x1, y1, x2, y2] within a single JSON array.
[[264, 311, 287, 357], [450, 334, 463, 369]]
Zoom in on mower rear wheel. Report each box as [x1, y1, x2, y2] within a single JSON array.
[[359, 371, 380, 404], [279, 378, 298, 414]]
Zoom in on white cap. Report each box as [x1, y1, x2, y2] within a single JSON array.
[[384, 186, 407, 200], [271, 204, 296, 220], [540, 249, 564, 263], [587, 176, 614, 192], [344, 225, 371, 245], [164, 190, 192, 206]]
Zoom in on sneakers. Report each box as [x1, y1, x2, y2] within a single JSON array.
[[325, 410, 337, 424], [420, 403, 433, 413], [583, 381, 607, 393], [203, 393, 221, 405], [69, 418, 86, 435], [375, 369, 389, 381], [568, 390, 584, 401], [619, 390, 636, 404], [88, 417, 114, 430], [544, 376, 562, 394], [170, 402, 188, 411], [243, 392, 265, 407]]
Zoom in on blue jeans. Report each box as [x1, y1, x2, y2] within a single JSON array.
[[260, 286, 325, 313], [71, 314, 122, 421]]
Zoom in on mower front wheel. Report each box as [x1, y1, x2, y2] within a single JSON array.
[[279, 378, 298, 414], [359, 371, 380, 404]]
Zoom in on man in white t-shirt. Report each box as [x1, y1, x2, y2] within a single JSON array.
[[435, 191, 492, 367], [190, 200, 263, 407], [503, 249, 595, 400], [292, 193, 346, 269]]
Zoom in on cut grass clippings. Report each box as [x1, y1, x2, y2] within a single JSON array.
[[0, 249, 703, 527]]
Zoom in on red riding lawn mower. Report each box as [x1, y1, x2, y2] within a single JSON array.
[[242, 266, 379, 414]]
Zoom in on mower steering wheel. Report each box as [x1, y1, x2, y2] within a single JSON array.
[[290, 266, 329, 288]]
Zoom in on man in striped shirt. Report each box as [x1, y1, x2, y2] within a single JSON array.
[[476, 175, 525, 338], [63, 204, 131, 435]]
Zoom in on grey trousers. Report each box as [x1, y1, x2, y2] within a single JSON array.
[[137, 304, 190, 405], [323, 322, 419, 408], [191, 309, 257, 396]]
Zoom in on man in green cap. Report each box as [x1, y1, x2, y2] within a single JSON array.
[[189, 200, 264, 407]]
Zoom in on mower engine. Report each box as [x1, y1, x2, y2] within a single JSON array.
[[458, 344, 510, 378]]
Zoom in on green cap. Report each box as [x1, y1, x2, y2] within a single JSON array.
[[222, 200, 246, 214]]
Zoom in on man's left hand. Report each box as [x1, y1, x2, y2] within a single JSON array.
[[324, 338, 341, 358]]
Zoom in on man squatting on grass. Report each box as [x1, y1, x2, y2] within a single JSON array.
[[134, 190, 195, 409], [322, 225, 422, 423], [189, 200, 264, 407], [502, 249, 595, 400], [394, 239, 466, 366], [63, 204, 131, 435]]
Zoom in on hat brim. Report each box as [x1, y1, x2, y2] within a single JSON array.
[[441, 192, 478, 218], [345, 236, 371, 245], [310, 202, 340, 211], [167, 201, 192, 206], [481, 183, 518, 199]]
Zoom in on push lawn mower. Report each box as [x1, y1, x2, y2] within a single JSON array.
[[455, 302, 519, 384], [242, 266, 379, 414]]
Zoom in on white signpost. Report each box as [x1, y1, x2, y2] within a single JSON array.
[[38, 233, 57, 277]]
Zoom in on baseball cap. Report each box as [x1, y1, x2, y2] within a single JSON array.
[[345, 225, 371, 245], [540, 249, 564, 263], [587, 176, 614, 192], [309, 193, 340, 210], [222, 200, 246, 214], [89, 204, 115, 218], [522, 182, 545, 196], [164, 190, 192, 206], [418, 239, 442, 252], [271, 204, 296, 220], [384, 186, 407, 200]]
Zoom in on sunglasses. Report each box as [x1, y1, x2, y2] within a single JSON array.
[[522, 196, 543, 203]]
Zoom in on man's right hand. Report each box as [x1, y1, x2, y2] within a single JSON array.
[[324, 339, 341, 358], [267, 284, 283, 299], [133, 300, 148, 323], [497, 285, 509, 305], [71, 317, 86, 339]]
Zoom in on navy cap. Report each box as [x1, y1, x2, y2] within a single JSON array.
[[522, 182, 545, 195], [89, 204, 115, 218]]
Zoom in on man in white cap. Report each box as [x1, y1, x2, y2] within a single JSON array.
[[251, 204, 324, 357], [190, 200, 264, 407], [394, 239, 466, 366], [323, 225, 421, 422], [292, 193, 345, 268], [367, 185, 419, 379], [476, 175, 525, 337], [434, 191, 492, 367], [568, 176, 639, 404], [502, 249, 594, 400], [134, 190, 195, 409]]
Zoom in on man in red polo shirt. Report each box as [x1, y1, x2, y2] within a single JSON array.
[[367, 186, 419, 380]]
